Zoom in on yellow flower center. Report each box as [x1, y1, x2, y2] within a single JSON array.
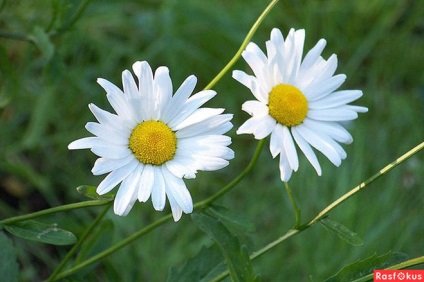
[[129, 120, 177, 165], [268, 84, 308, 127]]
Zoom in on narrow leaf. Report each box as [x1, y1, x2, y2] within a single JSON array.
[[0, 232, 19, 282], [325, 251, 409, 282], [167, 245, 225, 282], [5, 220, 77, 245], [29, 26, 54, 63], [320, 217, 364, 246], [192, 212, 255, 282], [206, 205, 256, 232], [76, 185, 115, 201]]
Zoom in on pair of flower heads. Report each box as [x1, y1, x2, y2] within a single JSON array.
[[69, 28, 368, 221]]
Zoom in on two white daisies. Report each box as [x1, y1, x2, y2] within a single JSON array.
[[69, 28, 368, 221]]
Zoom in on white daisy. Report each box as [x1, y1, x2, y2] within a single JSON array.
[[233, 28, 368, 182], [69, 61, 234, 221]]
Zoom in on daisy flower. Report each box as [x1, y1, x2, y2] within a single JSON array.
[[233, 28, 368, 182], [69, 61, 234, 221]]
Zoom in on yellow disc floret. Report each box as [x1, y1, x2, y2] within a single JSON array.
[[268, 84, 308, 127], [129, 120, 177, 165]]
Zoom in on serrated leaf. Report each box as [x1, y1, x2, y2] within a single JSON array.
[[29, 26, 54, 63], [320, 217, 364, 246], [192, 212, 255, 282], [0, 232, 19, 282], [325, 251, 409, 282], [76, 185, 115, 201], [206, 205, 256, 233], [5, 220, 77, 245]]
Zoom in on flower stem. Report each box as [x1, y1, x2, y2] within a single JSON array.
[[284, 182, 301, 228], [0, 200, 111, 226], [203, 0, 280, 91], [46, 203, 112, 282], [211, 141, 424, 281], [195, 139, 264, 208], [353, 255, 424, 282], [51, 213, 173, 281], [51, 139, 264, 280]]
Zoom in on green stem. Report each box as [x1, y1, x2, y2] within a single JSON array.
[[284, 182, 301, 228], [49, 0, 92, 37], [51, 140, 264, 280], [203, 0, 280, 91], [0, 200, 111, 226], [47, 203, 112, 282], [211, 141, 424, 281], [353, 255, 424, 282], [51, 214, 173, 281], [195, 139, 264, 208]]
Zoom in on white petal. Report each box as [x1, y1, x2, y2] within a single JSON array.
[[68, 137, 99, 150], [173, 108, 223, 131], [85, 122, 129, 145], [168, 90, 216, 128], [91, 145, 132, 159], [291, 127, 322, 175], [300, 39, 326, 72], [269, 123, 284, 158], [282, 126, 299, 171], [305, 74, 346, 101], [236, 115, 276, 139], [241, 100, 269, 117], [122, 69, 139, 100], [307, 108, 358, 121], [162, 167, 193, 214], [151, 167, 166, 211], [295, 124, 341, 166], [92, 155, 134, 175], [113, 165, 142, 216], [176, 114, 233, 138], [166, 191, 183, 222], [96, 159, 138, 194], [303, 119, 353, 144], [278, 148, 293, 182], [153, 66, 173, 119], [138, 164, 153, 202], [165, 75, 197, 124], [308, 90, 363, 110]]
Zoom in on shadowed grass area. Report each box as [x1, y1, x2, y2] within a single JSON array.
[[0, 0, 423, 281]]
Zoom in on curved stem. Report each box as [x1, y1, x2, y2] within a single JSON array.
[[47, 203, 112, 282], [203, 0, 280, 91], [52, 213, 173, 281], [211, 141, 424, 281], [353, 255, 424, 282], [51, 140, 264, 280], [284, 182, 301, 228], [49, 0, 92, 37], [0, 200, 111, 226]]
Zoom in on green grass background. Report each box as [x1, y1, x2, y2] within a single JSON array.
[[0, 0, 423, 281]]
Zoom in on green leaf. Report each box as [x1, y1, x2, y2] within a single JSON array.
[[0, 232, 19, 282], [191, 212, 255, 282], [325, 251, 409, 282], [319, 217, 364, 246], [5, 220, 77, 245], [76, 185, 115, 201], [167, 245, 225, 282], [29, 26, 55, 63], [206, 205, 256, 233]]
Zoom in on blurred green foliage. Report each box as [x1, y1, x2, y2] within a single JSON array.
[[0, 0, 423, 281]]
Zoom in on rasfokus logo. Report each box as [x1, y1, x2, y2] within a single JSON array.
[[374, 270, 424, 281]]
